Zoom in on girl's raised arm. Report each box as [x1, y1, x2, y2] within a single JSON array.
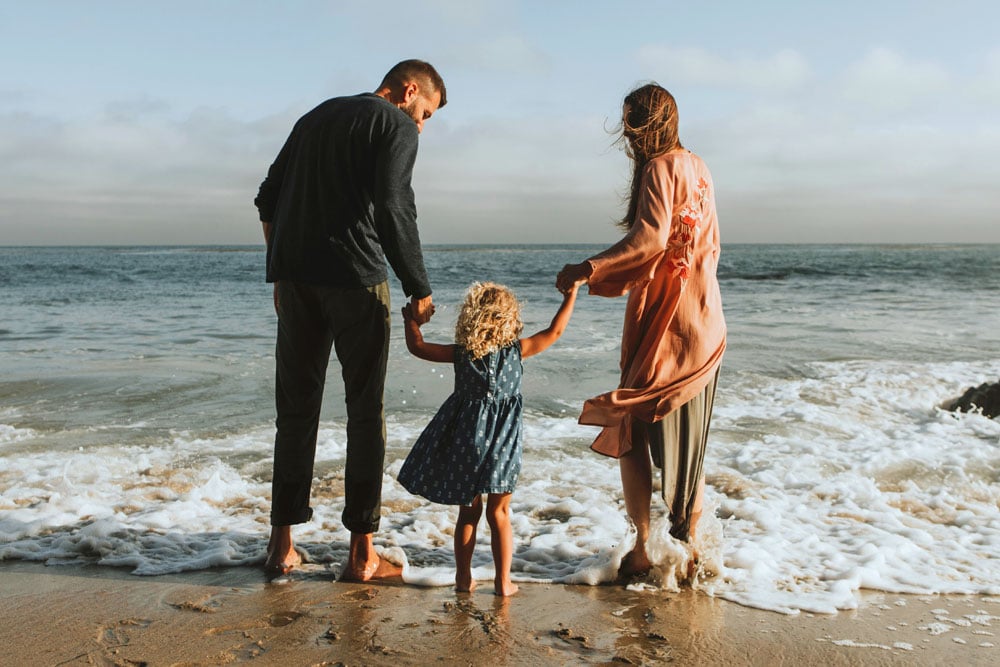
[[520, 283, 579, 359], [402, 304, 455, 363]]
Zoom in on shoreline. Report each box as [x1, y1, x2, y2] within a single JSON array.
[[2, 561, 996, 665]]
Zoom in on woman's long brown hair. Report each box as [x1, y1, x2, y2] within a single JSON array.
[[616, 83, 683, 230]]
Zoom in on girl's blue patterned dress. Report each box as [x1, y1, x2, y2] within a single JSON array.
[[398, 341, 523, 505]]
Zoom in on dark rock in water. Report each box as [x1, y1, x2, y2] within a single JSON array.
[[947, 381, 1000, 419]]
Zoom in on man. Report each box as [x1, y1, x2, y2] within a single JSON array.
[[254, 60, 445, 581]]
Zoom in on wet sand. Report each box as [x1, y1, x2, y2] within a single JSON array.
[[1, 561, 997, 666]]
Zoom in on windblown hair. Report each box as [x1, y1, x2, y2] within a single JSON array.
[[379, 59, 448, 107], [615, 83, 682, 230], [454, 282, 523, 360]]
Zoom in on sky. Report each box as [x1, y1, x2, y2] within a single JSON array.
[[1, 0, 998, 245]]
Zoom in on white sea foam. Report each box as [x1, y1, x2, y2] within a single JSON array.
[[1, 359, 998, 614], [0, 422, 34, 447]]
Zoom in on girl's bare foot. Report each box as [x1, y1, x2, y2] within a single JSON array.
[[455, 573, 477, 593], [494, 578, 518, 597]]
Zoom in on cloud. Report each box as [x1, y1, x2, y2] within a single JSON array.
[[413, 112, 624, 242], [838, 47, 951, 110], [971, 47, 1000, 104], [0, 94, 622, 245], [3, 39, 998, 247], [675, 50, 1000, 244], [463, 34, 550, 73], [634, 46, 811, 90], [0, 100, 288, 244]]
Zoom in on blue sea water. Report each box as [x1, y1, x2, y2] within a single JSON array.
[[1, 244, 998, 613]]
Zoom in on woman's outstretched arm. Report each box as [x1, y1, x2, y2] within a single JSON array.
[[558, 158, 676, 297], [520, 283, 579, 359], [402, 304, 455, 363]]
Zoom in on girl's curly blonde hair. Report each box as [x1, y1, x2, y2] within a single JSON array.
[[454, 282, 523, 360]]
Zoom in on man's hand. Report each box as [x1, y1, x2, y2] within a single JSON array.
[[409, 295, 435, 325]]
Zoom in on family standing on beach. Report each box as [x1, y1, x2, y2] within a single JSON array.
[[254, 60, 726, 596]]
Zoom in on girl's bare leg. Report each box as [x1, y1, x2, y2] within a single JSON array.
[[454, 496, 483, 592], [486, 493, 518, 596], [618, 438, 653, 577]]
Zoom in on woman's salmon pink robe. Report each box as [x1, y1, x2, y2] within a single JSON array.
[[580, 149, 726, 457]]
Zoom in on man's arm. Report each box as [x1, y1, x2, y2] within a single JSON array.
[[261, 221, 278, 314], [256, 129, 291, 317], [372, 122, 434, 321]]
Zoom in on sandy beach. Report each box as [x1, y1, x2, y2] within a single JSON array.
[[1, 561, 996, 666]]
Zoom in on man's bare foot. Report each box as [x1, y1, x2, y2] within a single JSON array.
[[494, 579, 518, 597], [339, 532, 403, 582], [617, 548, 652, 581], [265, 527, 301, 575], [339, 555, 402, 582]]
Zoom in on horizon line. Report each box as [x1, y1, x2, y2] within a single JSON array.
[[2, 241, 997, 249]]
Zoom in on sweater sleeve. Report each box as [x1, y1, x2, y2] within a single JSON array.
[[585, 158, 675, 297], [372, 122, 432, 298], [253, 130, 295, 224]]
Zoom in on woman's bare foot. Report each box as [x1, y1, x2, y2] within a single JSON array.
[[685, 548, 701, 581], [617, 548, 652, 580], [494, 578, 518, 597]]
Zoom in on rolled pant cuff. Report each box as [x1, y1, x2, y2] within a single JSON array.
[[343, 519, 380, 534], [270, 507, 313, 526]]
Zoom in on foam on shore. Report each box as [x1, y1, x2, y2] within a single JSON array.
[[2, 359, 998, 614]]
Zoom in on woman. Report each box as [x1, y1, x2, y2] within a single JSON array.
[[556, 83, 726, 578]]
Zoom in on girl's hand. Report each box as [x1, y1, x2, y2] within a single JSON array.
[[401, 303, 418, 324]]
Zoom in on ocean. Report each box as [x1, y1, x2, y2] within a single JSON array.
[[1, 244, 998, 614]]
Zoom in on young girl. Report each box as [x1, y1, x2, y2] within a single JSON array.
[[397, 281, 579, 596]]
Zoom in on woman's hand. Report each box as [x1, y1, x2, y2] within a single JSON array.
[[556, 262, 591, 293]]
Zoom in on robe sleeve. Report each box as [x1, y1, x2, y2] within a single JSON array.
[[585, 159, 675, 297]]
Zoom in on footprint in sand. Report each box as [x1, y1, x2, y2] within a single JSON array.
[[97, 618, 153, 652], [341, 587, 379, 601], [267, 611, 304, 627]]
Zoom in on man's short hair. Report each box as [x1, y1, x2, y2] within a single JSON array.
[[380, 60, 447, 107]]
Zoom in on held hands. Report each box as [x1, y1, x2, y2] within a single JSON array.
[[401, 302, 419, 326], [409, 295, 435, 325], [556, 262, 590, 294]]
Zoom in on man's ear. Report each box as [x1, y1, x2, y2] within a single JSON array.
[[401, 81, 419, 103]]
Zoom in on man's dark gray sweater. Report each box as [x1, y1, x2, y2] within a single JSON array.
[[255, 93, 432, 298]]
